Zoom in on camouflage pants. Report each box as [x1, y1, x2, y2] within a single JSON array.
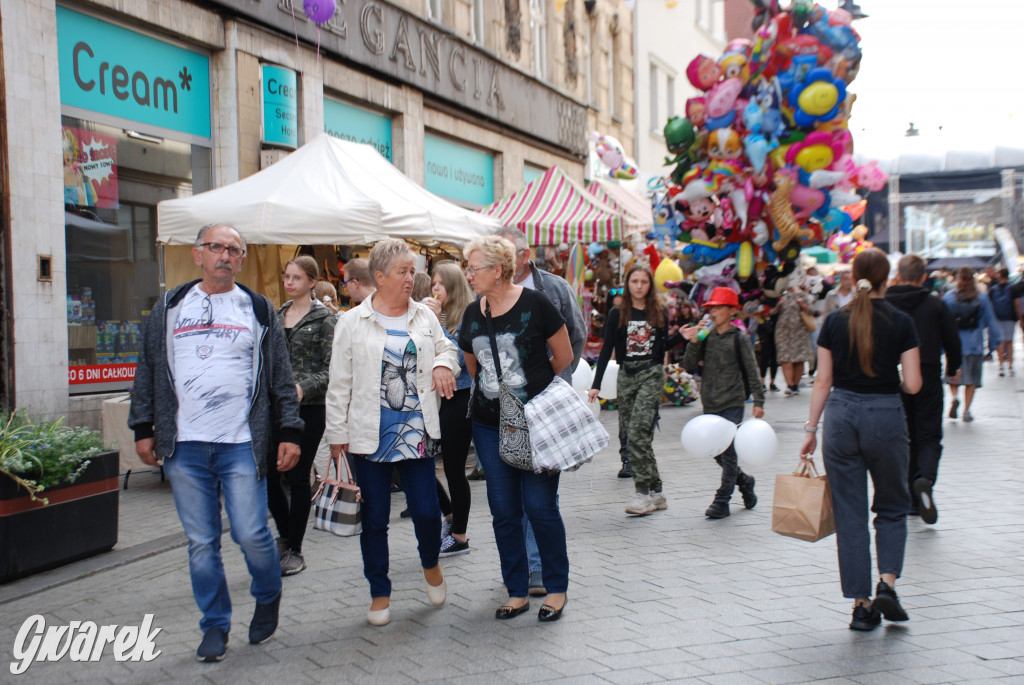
[[617, 364, 664, 494]]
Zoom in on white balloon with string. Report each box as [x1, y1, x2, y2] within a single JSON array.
[[680, 414, 738, 459], [734, 418, 778, 466], [598, 360, 619, 399]]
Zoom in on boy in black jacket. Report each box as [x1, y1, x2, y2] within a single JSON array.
[[885, 255, 962, 524]]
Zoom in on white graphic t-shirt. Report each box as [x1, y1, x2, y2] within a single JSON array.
[[172, 284, 256, 443]]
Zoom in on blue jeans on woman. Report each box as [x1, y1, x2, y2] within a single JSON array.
[[822, 389, 911, 599], [163, 441, 282, 633], [473, 422, 569, 597], [351, 455, 441, 598]]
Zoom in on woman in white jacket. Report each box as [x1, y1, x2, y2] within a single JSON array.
[[325, 239, 459, 627]]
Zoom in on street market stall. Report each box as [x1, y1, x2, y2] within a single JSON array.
[[157, 134, 501, 300]]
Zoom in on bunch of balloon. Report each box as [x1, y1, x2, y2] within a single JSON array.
[[658, 1, 885, 287]]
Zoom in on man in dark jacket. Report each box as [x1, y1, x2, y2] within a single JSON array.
[[129, 224, 303, 662], [886, 254, 961, 524]]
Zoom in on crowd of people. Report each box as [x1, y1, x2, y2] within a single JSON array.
[[129, 225, 1021, 660]]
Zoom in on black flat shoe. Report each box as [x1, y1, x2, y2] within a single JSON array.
[[495, 601, 530, 620], [538, 599, 567, 622]]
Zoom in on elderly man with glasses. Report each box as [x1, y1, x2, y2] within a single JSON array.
[[129, 223, 303, 663]]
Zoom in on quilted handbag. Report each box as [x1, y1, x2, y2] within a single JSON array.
[[484, 301, 533, 471]]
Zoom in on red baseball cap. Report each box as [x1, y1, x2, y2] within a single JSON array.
[[703, 287, 740, 308]]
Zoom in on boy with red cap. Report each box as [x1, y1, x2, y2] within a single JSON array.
[[682, 287, 766, 518]]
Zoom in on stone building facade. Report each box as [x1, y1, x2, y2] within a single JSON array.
[[0, 0, 634, 425]]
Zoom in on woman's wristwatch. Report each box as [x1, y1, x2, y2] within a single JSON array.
[[803, 422, 818, 433]]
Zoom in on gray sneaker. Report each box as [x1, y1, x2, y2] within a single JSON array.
[[650, 492, 668, 510], [280, 550, 306, 576], [625, 492, 655, 515], [275, 537, 289, 560]]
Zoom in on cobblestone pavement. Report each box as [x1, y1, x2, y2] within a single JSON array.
[[2, 361, 1023, 684]]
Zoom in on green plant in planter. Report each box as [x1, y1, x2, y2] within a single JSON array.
[[0, 411, 106, 504]]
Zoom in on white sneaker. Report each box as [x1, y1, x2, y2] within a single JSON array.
[[625, 493, 656, 516], [650, 492, 668, 510]]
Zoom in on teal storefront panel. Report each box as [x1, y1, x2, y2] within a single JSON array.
[[424, 135, 494, 206], [323, 99, 392, 161], [523, 165, 545, 186], [262, 65, 298, 147], [56, 7, 211, 139]]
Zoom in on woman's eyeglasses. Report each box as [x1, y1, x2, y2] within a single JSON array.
[[199, 242, 245, 258], [464, 265, 493, 277]]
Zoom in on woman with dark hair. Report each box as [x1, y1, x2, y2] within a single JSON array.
[[270, 256, 337, 575], [800, 248, 922, 631], [943, 267, 1001, 422], [589, 265, 682, 516]]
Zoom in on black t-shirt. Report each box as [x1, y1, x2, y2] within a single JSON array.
[[459, 288, 565, 425], [818, 299, 919, 394], [592, 306, 681, 390]]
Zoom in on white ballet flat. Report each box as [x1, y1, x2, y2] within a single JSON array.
[[366, 606, 391, 626], [425, 578, 447, 607]]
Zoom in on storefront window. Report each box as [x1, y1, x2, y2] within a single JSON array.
[[63, 115, 212, 393]]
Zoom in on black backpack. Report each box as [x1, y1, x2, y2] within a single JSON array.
[[950, 297, 981, 330]]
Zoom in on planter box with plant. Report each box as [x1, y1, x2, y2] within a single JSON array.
[[0, 412, 119, 583]]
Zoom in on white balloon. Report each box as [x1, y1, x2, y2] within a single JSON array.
[[598, 360, 618, 399], [578, 389, 601, 418], [734, 418, 778, 467], [571, 361, 594, 395], [680, 414, 738, 459]]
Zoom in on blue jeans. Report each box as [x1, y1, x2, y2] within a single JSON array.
[[822, 389, 910, 599], [351, 455, 441, 598], [163, 441, 282, 634], [473, 422, 569, 597]]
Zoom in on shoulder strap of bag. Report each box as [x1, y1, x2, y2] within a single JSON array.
[[733, 330, 750, 398], [483, 299, 505, 382]]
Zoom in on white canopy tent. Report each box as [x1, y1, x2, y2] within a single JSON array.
[[157, 133, 501, 247]]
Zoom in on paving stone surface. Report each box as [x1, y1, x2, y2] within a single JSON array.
[[2, 359, 1023, 684]]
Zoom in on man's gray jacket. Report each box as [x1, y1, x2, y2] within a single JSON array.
[[128, 279, 304, 478], [528, 261, 586, 381]]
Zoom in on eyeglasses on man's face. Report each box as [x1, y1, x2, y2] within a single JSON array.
[[199, 242, 245, 258], [464, 264, 493, 277]]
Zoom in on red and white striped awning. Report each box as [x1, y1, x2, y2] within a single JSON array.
[[480, 166, 623, 245], [586, 179, 654, 236]]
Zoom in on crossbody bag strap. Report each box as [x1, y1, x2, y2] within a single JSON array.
[[483, 299, 505, 383]]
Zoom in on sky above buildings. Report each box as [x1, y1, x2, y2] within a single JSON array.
[[850, 0, 1024, 160]]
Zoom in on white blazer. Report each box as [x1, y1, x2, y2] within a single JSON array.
[[324, 296, 459, 455]]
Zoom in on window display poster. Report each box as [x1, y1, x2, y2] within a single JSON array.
[[62, 126, 118, 208]]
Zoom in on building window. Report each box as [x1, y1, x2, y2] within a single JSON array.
[[585, 19, 594, 105], [697, 0, 725, 42], [649, 63, 659, 134], [530, 0, 547, 79], [472, 0, 485, 44], [608, 42, 617, 118], [428, 0, 442, 23], [667, 74, 676, 118]]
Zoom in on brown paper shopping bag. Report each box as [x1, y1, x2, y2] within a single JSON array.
[[772, 456, 836, 542]]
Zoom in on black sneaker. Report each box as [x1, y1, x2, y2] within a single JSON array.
[[912, 477, 937, 525], [439, 535, 470, 557], [738, 475, 757, 510], [949, 398, 959, 419], [248, 591, 282, 644], [280, 549, 306, 576], [705, 501, 730, 519], [196, 627, 228, 662], [849, 605, 880, 631], [617, 462, 633, 478], [872, 581, 909, 622]]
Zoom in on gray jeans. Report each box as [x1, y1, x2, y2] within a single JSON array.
[[822, 389, 910, 599]]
